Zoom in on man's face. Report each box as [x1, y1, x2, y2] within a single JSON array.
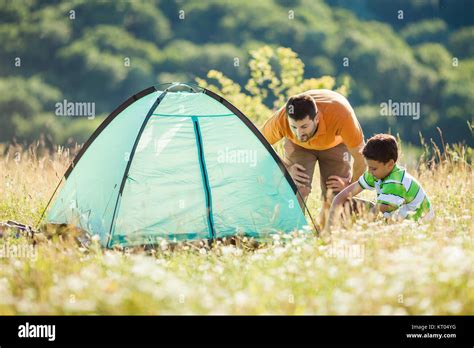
[[288, 115, 318, 142], [365, 158, 395, 180]]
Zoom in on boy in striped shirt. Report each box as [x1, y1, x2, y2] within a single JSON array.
[[325, 134, 433, 230]]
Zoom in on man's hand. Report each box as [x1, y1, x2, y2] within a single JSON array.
[[289, 163, 311, 187], [326, 175, 350, 192]]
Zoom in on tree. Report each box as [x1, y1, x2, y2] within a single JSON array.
[[196, 46, 348, 127]]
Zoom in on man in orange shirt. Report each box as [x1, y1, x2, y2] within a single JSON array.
[[261, 89, 366, 207]]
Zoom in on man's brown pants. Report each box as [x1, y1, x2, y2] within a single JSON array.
[[283, 139, 351, 205]]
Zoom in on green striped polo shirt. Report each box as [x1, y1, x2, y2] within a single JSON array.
[[358, 164, 433, 221]]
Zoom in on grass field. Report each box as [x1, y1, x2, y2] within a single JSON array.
[[0, 142, 472, 314]]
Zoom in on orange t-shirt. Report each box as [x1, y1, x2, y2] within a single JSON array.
[[261, 89, 363, 150]]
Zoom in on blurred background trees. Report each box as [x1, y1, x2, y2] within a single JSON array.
[[0, 0, 472, 147]]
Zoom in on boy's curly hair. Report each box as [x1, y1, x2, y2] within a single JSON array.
[[362, 134, 398, 163]]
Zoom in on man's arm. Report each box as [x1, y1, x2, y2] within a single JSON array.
[[348, 141, 366, 183], [260, 106, 285, 145], [260, 107, 311, 189], [326, 101, 366, 191], [337, 101, 366, 183]]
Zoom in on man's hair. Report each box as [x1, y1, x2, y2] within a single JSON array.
[[362, 134, 399, 163], [285, 94, 317, 121]]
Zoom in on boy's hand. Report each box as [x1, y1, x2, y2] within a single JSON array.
[[326, 175, 350, 192], [289, 163, 311, 186]]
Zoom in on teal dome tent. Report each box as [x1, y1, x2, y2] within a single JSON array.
[[42, 83, 312, 248]]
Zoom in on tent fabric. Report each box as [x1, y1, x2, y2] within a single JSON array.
[[45, 85, 309, 247]]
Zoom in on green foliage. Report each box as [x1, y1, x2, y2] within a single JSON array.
[[56, 25, 164, 100], [162, 40, 246, 82], [329, 0, 474, 28], [0, 77, 61, 142], [414, 43, 452, 75], [448, 27, 474, 59], [64, 0, 171, 44], [442, 58, 474, 131], [0, 0, 472, 147], [196, 46, 346, 126], [401, 19, 448, 45]]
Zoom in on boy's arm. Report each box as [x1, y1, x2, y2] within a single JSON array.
[[371, 203, 402, 223], [324, 181, 364, 232], [373, 183, 405, 217], [374, 203, 396, 214], [348, 141, 366, 183]]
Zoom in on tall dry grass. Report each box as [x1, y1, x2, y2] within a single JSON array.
[[0, 141, 472, 314]]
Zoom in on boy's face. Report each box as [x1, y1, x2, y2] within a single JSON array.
[[365, 158, 395, 180]]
